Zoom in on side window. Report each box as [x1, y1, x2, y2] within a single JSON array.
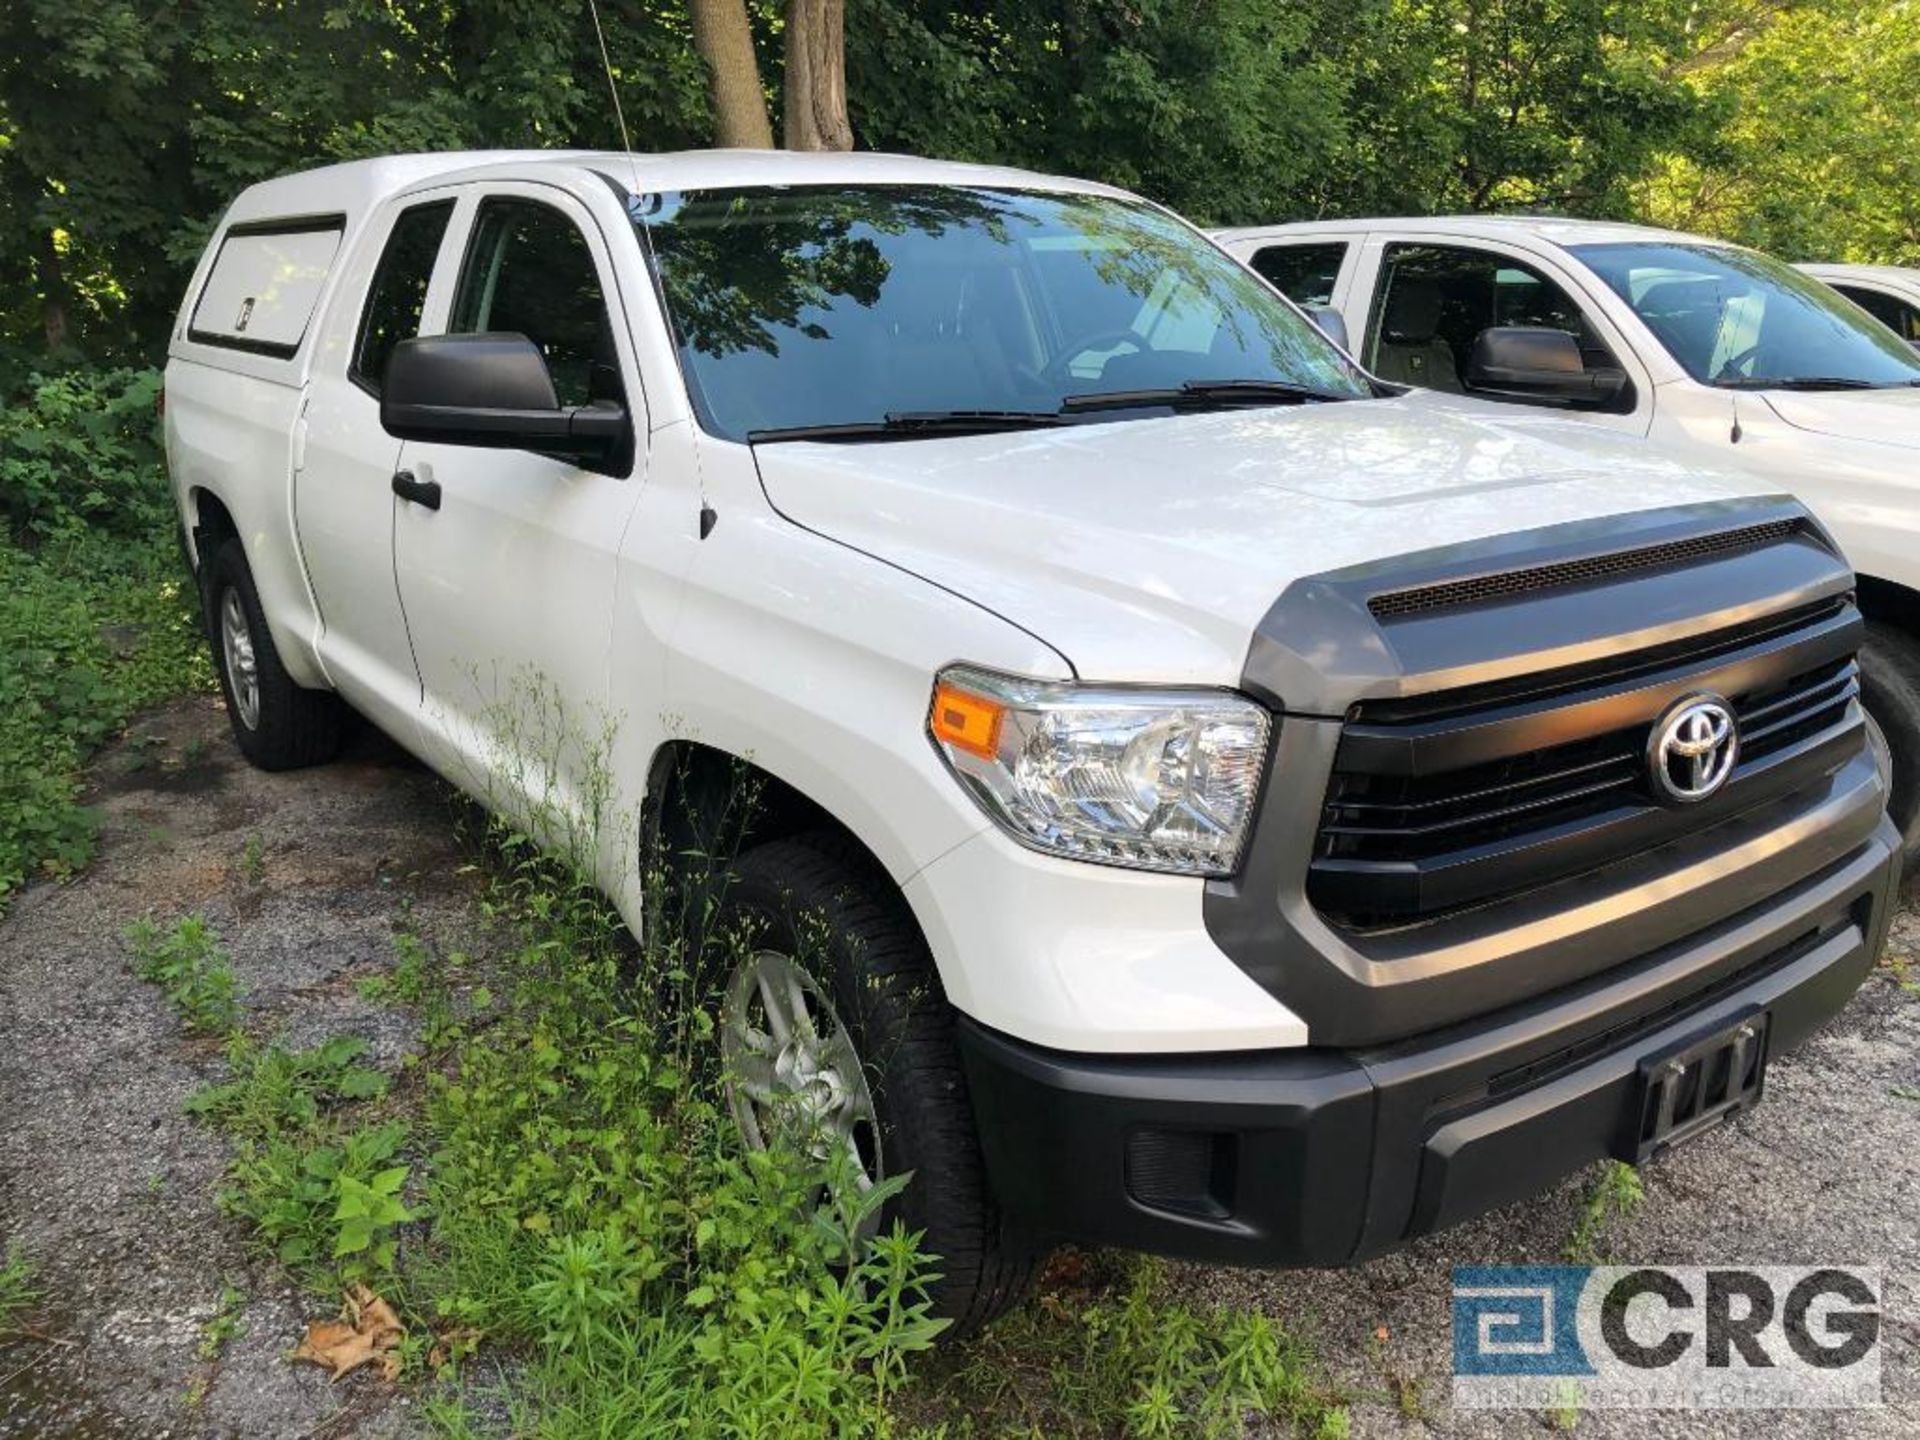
[[1835, 285, 1920, 344], [189, 218, 344, 357], [1365, 243, 1622, 401], [351, 200, 455, 395], [1248, 242, 1347, 306], [450, 198, 621, 409]]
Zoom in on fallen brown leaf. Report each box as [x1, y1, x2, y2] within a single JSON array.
[[290, 1286, 405, 1383]]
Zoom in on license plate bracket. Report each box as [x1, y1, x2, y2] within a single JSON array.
[[1619, 1009, 1770, 1165]]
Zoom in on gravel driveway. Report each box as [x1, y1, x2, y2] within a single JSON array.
[[2, 697, 1915, 1438]]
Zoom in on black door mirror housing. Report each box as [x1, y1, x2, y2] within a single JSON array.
[[380, 333, 629, 470], [1466, 326, 1627, 408], [1303, 304, 1350, 352]]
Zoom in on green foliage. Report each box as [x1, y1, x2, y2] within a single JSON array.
[[222, 1119, 416, 1285], [0, 1245, 38, 1340], [196, 1283, 248, 1362], [1564, 1160, 1645, 1264], [0, 365, 210, 906], [187, 1031, 391, 1141], [126, 913, 242, 1032], [417, 832, 945, 1436], [914, 1253, 1346, 1438], [1639, 0, 1920, 262], [0, 367, 168, 538]]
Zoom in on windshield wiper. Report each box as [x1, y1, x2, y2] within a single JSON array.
[[747, 409, 1070, 443], [1710, 376, 1890, 391], [1060, 378, 1354, 413]]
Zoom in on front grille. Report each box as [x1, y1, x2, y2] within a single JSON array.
[[1310, 598, 1864, 928], [1366, 519, 1803, 619]]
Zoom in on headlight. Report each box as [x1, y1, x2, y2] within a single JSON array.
[[927, 665, 1273, 876]]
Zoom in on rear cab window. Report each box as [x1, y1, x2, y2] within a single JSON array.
[[1248, 242, 1348, 306], [351, 200, 457, 396], [188, 216, 345, 358]]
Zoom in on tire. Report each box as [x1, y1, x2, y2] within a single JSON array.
[[713, 833, 1042, 1337], [203, 538, 347, 771], [1858, 620, 1920, 865]]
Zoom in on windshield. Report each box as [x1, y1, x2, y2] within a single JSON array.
[[637, 185, 1372, 441], [1573, 241, 1920, 390]]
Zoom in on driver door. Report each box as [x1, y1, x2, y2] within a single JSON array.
[[392, 183, 647, 838], [1352, 236, 1653, 434]]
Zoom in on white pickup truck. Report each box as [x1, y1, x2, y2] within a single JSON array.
[[167, 151, 1897, 1331], [1214, 216, 1920, 859]]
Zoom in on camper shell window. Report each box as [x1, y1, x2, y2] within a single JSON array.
[[188, 215, 346, 359]]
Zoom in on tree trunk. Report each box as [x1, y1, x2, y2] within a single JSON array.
[[688, 0, 774, 148], [39, 230, 69, 352], [783, 0, 853, 152]]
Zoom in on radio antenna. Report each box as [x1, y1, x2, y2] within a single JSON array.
[[585, 0, 644, 194]]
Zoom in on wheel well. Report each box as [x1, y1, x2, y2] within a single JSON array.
[[641, 741, 893, 889], [1854, 574, 1920, 636], [189, 487, 238, 570]]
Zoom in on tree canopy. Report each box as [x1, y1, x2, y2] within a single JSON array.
[[2, 0, 1913, 371]]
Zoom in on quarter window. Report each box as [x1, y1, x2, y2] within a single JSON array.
[[1248, 242, 1347, 307], [1365, 243, 1625, 405], [351, 200, 455, 395], [450, 199, 622, 409]]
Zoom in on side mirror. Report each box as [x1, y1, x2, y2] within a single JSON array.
[[1304, 304, 1350, 351], [1466, 326, 1626, 407], [380, 333, 628, 465]]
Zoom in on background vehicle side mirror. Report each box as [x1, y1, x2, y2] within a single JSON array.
[[1466, 326, 1626, 408], [380, 333, 629, 467], [1304, 305, 1350, 351]]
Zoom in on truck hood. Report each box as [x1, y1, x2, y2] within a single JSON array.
[[751, 392, 1773, 688], [1761, 386, 1920, 448]]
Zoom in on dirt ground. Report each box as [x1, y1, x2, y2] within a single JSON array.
[[2, 696, 1916, 1438]]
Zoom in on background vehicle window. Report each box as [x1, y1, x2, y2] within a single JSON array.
[[1248, 243, 1347, 306], [1364, 243, 1620, 397], [351, 200, 454, 395], [450, 199, 621, 408], [1834, 285, 1920, 345], [1574, 242, 1920, 388]]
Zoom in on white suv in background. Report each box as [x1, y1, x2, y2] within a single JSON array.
[[1798, 263, 1920, 350], [1216, 216, 1920, 855]]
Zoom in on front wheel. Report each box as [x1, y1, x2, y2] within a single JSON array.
[[203, 539, 347, 771], [713, 834, 1041, 1337], [1859, 621, 1920, 866]]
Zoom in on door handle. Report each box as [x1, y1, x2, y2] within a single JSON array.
[[391, 469, 441, 510]]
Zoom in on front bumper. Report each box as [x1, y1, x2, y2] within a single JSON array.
[[957, 819, 1898, 1267]]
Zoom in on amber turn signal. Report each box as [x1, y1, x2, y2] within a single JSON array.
[[930, 681, 1004, 761]]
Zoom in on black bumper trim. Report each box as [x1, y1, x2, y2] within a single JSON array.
[[958, 822, 1897, 1267]]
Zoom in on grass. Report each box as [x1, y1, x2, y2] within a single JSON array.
[[1564, 1161, 1645, 1265], [125, 914, 242, 1033], [906, 1251, 1348, 1438], [0, 526, 211, 905], [126, 816, 1347, 1437], [0, 1245, 38, 1340]]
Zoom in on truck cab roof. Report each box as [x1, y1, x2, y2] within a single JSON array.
[[220, 148, 1124, 230]]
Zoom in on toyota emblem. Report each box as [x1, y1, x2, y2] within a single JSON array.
[[1648, 694, 1739, 803]]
